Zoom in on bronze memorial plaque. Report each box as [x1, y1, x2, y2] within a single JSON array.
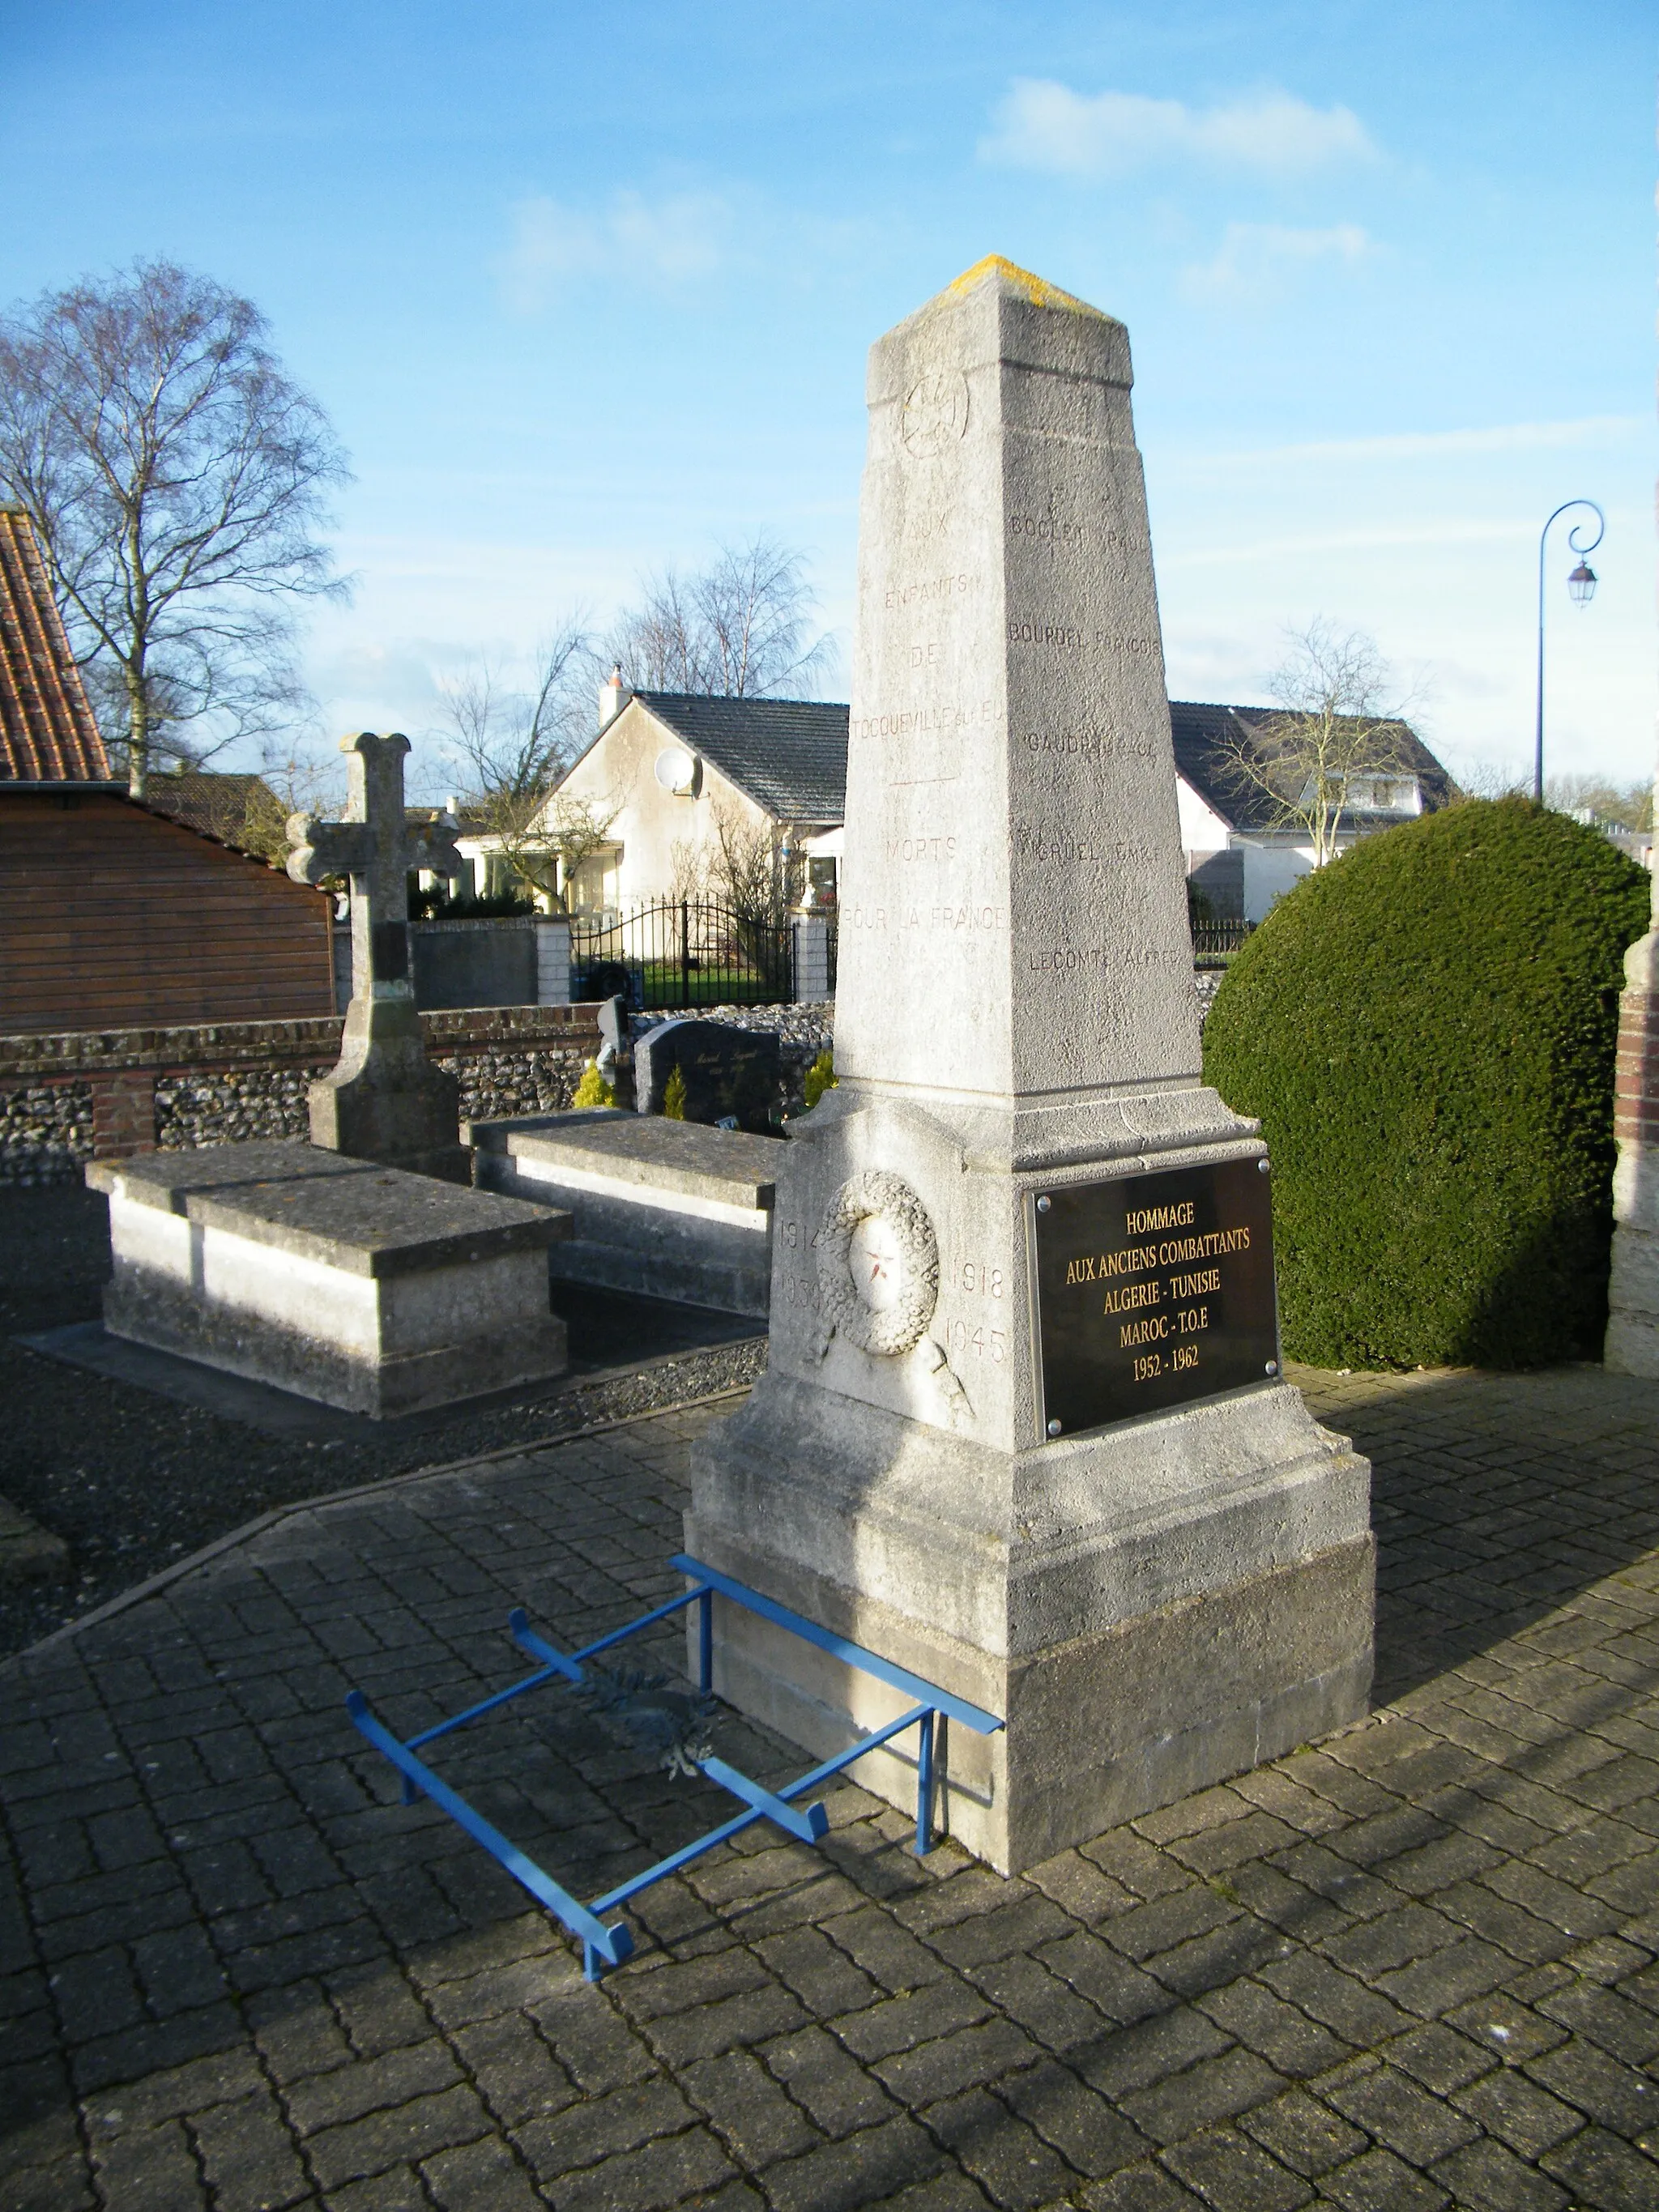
[[1033, 1157, 1279, 1437]]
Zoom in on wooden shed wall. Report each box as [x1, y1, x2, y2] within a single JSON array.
[[0, 791, 335, 1034]]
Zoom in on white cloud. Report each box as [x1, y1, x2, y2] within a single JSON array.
[[498, 189, 732, 312], [980, 80, 1375, 178], [1179, 220, 1374, 303], [1179, 416, 1648, 470]]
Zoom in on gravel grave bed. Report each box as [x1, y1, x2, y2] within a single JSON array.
[[0, 1183, 763, 1658]]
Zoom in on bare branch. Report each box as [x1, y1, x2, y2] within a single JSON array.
[[1212, 620, 1424, 867], [603, 533, 831, 699], [0, 258, 351, 793]]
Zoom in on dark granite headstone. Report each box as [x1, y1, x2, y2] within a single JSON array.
[[633, 1020, 781, 1132]]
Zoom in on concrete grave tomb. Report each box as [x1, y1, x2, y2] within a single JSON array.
[[88, 1140, 572, 1417], [472, 1111, 781, 1317], [689, 258, 1375, 1873]]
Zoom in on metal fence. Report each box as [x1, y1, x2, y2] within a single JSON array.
[[569, 901, 794, 1010], [1191, 918, 1255, 961]]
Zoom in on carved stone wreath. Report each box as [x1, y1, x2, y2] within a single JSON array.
[[817, 1170, 939, 1357]]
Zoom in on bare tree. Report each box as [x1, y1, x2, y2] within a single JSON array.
[[540, 791, 621, 910], [436, 622, 602, 905], [709, 800, 804, 927], [605, 534, 832, 697], [1544, 773, 1654, 833], [1216, 620, 1422, 867], [0, 259, 351, 797]]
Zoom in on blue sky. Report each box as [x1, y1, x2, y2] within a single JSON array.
[[2, 0, 1654, 792]]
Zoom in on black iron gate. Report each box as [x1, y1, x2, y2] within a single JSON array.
[[569, 901, 794, 1010]]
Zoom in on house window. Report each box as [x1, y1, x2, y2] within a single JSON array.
[[808, 856, 838, 900], [567, 848, 622, 916]]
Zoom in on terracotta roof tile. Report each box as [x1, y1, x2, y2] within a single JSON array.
[[0, 509, 109, 782]]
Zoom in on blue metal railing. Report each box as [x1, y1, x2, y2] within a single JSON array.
[[345, 1554, 1004, 1980]]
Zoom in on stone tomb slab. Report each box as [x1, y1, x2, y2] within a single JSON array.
[[87, 1141, 571, 1417], [471, 1110, 780, 1317]]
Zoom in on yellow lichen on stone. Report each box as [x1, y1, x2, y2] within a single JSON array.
[[945, 255, 1107, 318]]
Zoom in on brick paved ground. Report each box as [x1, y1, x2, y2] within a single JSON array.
[[2, 1362, 1657, 2211]]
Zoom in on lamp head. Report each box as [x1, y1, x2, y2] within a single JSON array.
[[1567, 560, 1597, 608]]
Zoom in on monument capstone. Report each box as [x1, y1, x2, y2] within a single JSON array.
[[688, 258, 1375, 1871], [288, 733, 470, 1183]]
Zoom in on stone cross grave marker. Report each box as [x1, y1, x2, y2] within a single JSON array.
[[689, 258, 1374, 1873], [287, 731, 471, 1181]]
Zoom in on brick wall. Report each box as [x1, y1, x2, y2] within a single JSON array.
[[1614, 982, 1659, 1154], [0, 1004, 601, 1183]]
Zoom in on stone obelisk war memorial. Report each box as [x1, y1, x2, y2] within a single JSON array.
[[691, 258, 1374, 1873]]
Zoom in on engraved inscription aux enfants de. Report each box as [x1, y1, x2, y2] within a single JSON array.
[[1065, 1197, 1252, 1387]]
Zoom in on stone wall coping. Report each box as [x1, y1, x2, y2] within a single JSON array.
[[90, 1140, 570, 1275], [0, 1001, 602, 1078]]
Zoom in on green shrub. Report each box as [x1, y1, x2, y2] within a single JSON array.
[[663, 1066, 688, 1120], [803, 1049, 837, 1111], [1202, 799, 1649, 1369], [572, 1059, 615, 1110]]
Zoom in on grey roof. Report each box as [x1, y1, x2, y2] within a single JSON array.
[[629, 693, 848, 821], [1169, 700, 1455, 833], [579, 691, 1454, 833]]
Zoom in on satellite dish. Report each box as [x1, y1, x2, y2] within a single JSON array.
[[654, 747, 701, 796]]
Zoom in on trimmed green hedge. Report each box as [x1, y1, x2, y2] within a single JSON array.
[[1202, 799, 1650, 1369]]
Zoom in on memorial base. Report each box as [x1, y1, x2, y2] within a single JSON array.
[[690, 1370, 1373, 1874]]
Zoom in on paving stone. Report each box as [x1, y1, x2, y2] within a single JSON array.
[[966, 1951, 1115, 2052], [762, 2113, 944, 2211], [1540, 2123, 1659, 2211], [1078, 2160, 1205, 2209], [9, 1376, 1659, 2212], [1237, 2088, 1366, 2179], [755, 1924, 881, 2017], [1451, 2062, 1584, 2159], [1073, 2005, 1234, 2100], [681, 2047, 823, 2164], [1525, 2035, 1659, 2140], [420, 2136, 544, 2210], [1429, 2134, 1569, 2210], [305, 2082, 493, 2191], [1440, 1993, 1567, 2065], [1118, 2047, 1285, 2146], [922, 2086, 1077, 2210], [189, 2088, 312, 2210], [1161, 2123, 1312, 2210], [284, 2039, 462, 2136], [761, 2023, 899, 2138], [1194, 1977, 1351, 2078], [993, 2055, 1148, 2180], [1316, 2146, 1449, 2210], [548, 2122, 736, 2211], [1322, 2061, 1480, 2163], [872, 2018, 1037, 2108], [642, 1978, 808, 2065], [834, 1977, 992, 2064], [91, 2117, 211, 2210]]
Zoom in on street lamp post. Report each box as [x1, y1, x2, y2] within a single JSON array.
[[1534, 499, 1604, 803]]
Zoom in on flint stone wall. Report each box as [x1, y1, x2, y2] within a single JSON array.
[[0, 1082, 94, 1187], [0, 1004, 600, 1183]]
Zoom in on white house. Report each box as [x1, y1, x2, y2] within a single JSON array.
[[523, 685, 1453, 925], [542, 683, 847, 918], [1171, 701, 1454, 923]]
